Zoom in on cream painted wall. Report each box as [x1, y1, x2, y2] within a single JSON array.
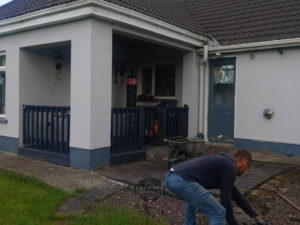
[[112, 45, 135, 108], [19, 46, 70, 107], [0, 19, 113, 150], [182, 50, 198, 137], [235, 48, 300, 145]]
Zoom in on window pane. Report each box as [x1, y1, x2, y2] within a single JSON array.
[[142, 67, 152, 95], [214, 64, 234, 84], [213, 63, 235, 104], [155, 64, 175, 96], [0, 55, 5, 67], [0, 71, 5, 114]]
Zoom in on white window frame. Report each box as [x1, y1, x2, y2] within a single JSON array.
[[0, 51, 6, 118], [138, 63, 176, 100]]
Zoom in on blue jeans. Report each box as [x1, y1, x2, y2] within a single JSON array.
[[165, 171, 226, 225]]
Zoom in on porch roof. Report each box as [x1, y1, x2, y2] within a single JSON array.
[[0, 0, 300, 45]]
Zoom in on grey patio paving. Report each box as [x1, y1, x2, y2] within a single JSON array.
[[95, 160, 289, 194], [0, 151, 124, 193]]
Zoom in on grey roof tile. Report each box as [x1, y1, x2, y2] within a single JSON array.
[[0, 0, 300, 45]]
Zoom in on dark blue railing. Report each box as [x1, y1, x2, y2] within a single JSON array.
[[111, 106, 189, 153], [111, 107, 145, 154], [23, 105, 70, 155], [144, 106, 189, 144]]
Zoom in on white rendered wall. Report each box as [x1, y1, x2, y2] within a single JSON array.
[[182, 50, 198, 137], [112, 45, 135, 108], [0, 19, 113, 151], [235, 48, 300, 145], [20, 47, 70, 107], [70, 19, 112, 149]]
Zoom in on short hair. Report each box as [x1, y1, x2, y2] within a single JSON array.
[[234, 149, 252, 163]]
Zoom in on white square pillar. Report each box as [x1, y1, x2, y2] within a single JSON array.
[[182, 50, 199, 138], [70, 19, 112, 170]]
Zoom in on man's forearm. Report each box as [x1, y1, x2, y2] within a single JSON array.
[[232, 186, 258, 217]]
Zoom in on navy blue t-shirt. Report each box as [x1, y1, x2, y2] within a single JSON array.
[[173, 153, 257, 225]]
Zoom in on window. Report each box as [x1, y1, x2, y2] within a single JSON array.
[[140, 64, 176, 98], [212, 63, 235, 105], [0, 53, 6, 115], [142, 67, 152, 95], [155, 64, 175, 97]]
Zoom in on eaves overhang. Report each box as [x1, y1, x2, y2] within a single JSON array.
[[197, 38, 300, 55], [0, 0, 207, 47]]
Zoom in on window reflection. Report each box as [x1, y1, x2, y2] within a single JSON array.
[[213, 63, 235, 105]]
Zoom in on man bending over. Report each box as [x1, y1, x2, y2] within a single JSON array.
[[165, 149, 267, 225]]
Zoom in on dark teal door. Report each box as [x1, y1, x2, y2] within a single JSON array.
[[208, 58, 236, 139]]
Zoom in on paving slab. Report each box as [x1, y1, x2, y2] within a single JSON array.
[[0, 151, 124, 193], [96, 160, 289, 194]]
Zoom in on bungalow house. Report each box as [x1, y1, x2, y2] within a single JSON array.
[[0, 0, 299, 170]]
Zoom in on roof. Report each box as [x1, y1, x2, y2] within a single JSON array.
[[0, 0, 206, 36], [177, 0, 300, 45], [0, 0, 300, 45]]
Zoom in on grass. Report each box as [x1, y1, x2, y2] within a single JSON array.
[[71, 202, 169, 225], [0, 169, 169, 225], [0, 169, 68, 225]]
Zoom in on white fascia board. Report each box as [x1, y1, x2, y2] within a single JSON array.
[[0, 0, 206, 47], [197, 38, 300, 55], [113, 25, 195, 51]]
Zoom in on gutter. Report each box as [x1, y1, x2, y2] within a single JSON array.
[[197, 45, 208, 139], [0, 0, 207, 47], [197, 38, 300, 55]]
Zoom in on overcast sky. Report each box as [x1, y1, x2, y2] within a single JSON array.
[[0, 0, 12, 6]]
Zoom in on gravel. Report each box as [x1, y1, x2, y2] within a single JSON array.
[[104, 167, 300, 225]]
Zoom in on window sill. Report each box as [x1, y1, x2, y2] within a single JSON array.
[[154, 96, 176, 100], [0, 117, 8, 124]]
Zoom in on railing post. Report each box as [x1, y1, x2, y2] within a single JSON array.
[[23, 105, 26, 145], [138, 107, 145, 147], [160, 108, 167, 141], [184, 105, 189, 137]]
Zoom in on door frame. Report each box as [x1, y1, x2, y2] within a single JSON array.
[[208, 57, 236, 139]]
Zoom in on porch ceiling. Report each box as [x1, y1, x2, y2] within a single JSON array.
[[114, 33, 160, 50]]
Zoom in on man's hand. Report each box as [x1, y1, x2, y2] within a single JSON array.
[[255, 216, 267, 225]]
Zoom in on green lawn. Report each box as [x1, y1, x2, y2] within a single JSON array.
[[71, 202, 168, 225], [0, 169, 67, 225], [0, 169, 169, 225]]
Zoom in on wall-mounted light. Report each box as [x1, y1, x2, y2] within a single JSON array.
[[263, 108, 274, 119], [55, 51, 63, 80], [113, 63, 126, 84]]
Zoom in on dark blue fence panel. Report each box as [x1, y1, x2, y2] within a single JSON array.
[[23, 105, 70, 155], [165, 106, 189, 138], [111, 108, 144, 154], [144, 107, 162, 144], [112, 106, 189, 151]]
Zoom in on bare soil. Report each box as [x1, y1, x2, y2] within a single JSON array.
[[104, 167, 300, 225]]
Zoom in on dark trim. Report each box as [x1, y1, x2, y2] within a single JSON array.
[[235, 138, 300, 156], [70, 147, 110, 170], [19, 147, 69, 166], [0, 117, 7, 123], [208, 57, 236, 139], [0, 136, 18, 154], [110, 149, 146, 165]]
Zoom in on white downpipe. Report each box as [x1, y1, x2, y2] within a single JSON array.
[[197, 45, 208, 138]]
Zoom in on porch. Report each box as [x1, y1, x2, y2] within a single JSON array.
[[18, 24, 199, 170]]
